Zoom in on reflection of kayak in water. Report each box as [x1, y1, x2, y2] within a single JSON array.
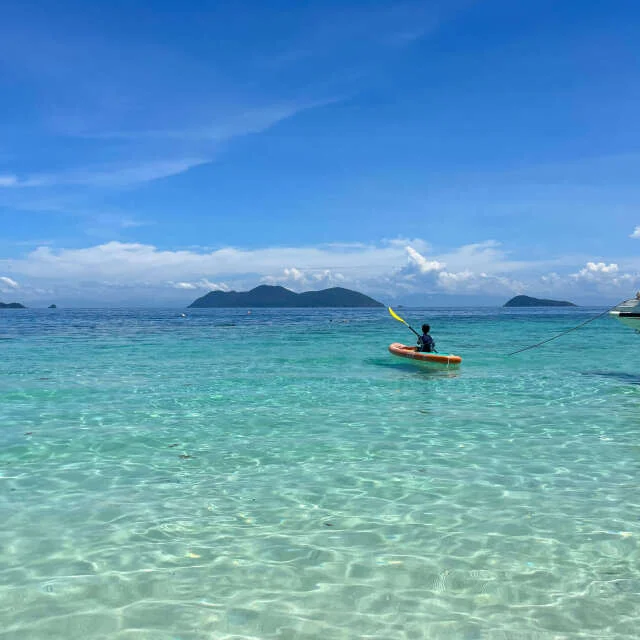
[[388, 343, 462, 368]]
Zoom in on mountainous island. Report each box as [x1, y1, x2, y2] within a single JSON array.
[[504, 295, 576, 307], [0, 302, 26, 309], [188, 285, 384, 308]]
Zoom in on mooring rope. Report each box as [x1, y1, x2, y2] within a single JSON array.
[[508, 299, 627, 356]]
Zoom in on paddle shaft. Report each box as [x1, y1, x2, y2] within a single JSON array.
[[406, 325, 421, 338]]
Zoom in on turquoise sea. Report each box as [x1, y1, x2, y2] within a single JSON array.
[[1, 307, 639, 639]]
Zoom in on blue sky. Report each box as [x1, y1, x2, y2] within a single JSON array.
[[1, 0, 639, 306]]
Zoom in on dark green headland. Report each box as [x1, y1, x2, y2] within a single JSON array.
[[0, 302, 26, 309], [188, 285, 384, 308], [504, 295, 576, 307]]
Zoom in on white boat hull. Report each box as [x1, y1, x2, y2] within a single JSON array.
[[610, 296, 640, 331]]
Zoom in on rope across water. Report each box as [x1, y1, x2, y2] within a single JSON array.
[[508, 300, 626, 356]]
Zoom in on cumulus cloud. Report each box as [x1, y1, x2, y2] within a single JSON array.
[[275, 267, 306, 283], [539, 272, 562, 286], [405, 246, 445, 274], [631, 226, 640, 239], [2, 239, 638, 305], [575, 262, 619, 278], [569, 261, 639, 292], [261, 267, 346, 290], [396, 245, 525, 294]]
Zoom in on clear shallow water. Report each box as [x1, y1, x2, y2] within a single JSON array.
[[1, 307, 639, 639]]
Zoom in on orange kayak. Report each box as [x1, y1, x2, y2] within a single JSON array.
[[388, 342, 462, 367]]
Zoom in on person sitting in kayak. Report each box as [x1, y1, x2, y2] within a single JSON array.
[[417, 324, 436, 352]]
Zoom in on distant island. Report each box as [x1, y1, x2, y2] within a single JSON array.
[[188, 285, 384, 308], [48, 304, 57, 309], [504, 295, 576, 307], [0, 302, 26, 309]]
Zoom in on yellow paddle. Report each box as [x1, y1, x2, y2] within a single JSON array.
[[388, 306, 421, 338]]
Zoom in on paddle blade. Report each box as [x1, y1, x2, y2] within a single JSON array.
[[388, 306, 407, 325]]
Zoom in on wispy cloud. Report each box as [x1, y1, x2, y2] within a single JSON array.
[[0, 98, 342, 202], [1, 158, 209, 189], [0, 175, 19, 187], [78, 100, 341, 142], [0, 0, 462, 226], [171, 279, 230, 292], [631, 226, 640, 239], [0, 10, 345, 199], [257, 1, 460, 65], [0, 276, 19, 289]]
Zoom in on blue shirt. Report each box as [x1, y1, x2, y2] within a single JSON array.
[[418, 333, 435, 352]]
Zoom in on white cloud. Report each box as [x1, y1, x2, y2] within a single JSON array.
[[539, 272, 562, 286], [405, 246, 445, 274], [313, 269, 345, 284], [3, 241, 410, 283], [2, 239, 639, 305], [573, 261, 619, 281], [631, 226, 640, 239], [171, 279, 230, 291], [87, 100, 340, 143], [569, 261, 639, 292], [261, 267, 346, 290], [0, 175, 19, 188], [0, 240, 432, 305], [0, 0, 447, 206], [396, 245, 525, 294], [2, 159, 209, 189], [199, 279, 231, 292], [281, 267, 305, 282], [436, 240, 536, 274], [0, 276, 19, 289], [0, 101, 339, 197]]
